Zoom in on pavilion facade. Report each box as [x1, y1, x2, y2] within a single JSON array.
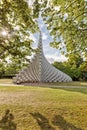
[[13, 32, 72, 84]]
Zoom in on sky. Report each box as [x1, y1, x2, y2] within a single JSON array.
[[30, 16, 68, 63]]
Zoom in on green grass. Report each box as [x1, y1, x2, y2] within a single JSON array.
[[0, 83, 87, 130]]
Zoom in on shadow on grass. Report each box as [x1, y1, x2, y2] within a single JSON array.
[[30, 112, 82, 130], [52, 115, 82, 130], [30, 112, 55, 130], [0, 109, 17, 130]]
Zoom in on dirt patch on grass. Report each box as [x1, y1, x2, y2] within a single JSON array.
[[0, 91, 53, 107], [0, 91, 37, 105]]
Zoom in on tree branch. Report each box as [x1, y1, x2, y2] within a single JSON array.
[[79, 28, 87, 31], [73, 11, 87, 21], [0, 42, 11, 54], [65, 0, 77, 9]]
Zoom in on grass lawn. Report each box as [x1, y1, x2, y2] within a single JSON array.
[[0, 79, 87, 130]]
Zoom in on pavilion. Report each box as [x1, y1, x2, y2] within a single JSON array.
[[13, 32, 72, 84]]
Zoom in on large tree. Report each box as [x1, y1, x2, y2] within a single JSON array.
[[0, 0, 38, 62], [33, 0, 87, 58], [1, 0, 87, 61]]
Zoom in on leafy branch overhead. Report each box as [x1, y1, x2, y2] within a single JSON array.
[[0, 0, 87, 63], [0, 0, 39, 61], [33, 0, 87, 57]]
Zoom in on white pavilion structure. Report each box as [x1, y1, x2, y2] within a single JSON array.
[[13, 32, 72, 84]]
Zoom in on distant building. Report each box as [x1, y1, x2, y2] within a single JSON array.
[[13, 32, 72, 84]]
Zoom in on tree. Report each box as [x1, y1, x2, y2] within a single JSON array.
[[79, 61, 87, 80], [0, 0, 38, 62], [4, 58, 28, 77], [33, 0, 87, 58], [53, 61, 82, 81], [0, 62, 5, 78], [67, 53, 83, 68], [52, 52, 87, 81]]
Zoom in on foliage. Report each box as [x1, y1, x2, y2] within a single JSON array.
[[0, 58, 29, 78], [33, 0, 87, 58], [0, 62, 5, 78], [80, 61, 87, 72], [53, 61, 81, 80], [67, 53, 83, 68], [0, 0, 87, 59], [53, 55, 87, 81], [79, 61, 87, 80], [0, 0, 38, 61]]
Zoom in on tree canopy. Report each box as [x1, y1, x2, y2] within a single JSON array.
[[0, 0, 38, 63], [0, 0, 87, 61], [33, 0, 87, 58]]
